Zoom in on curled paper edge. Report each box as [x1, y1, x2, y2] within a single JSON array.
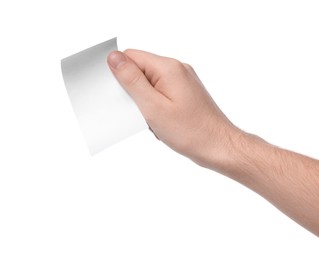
[[61, 38, 147, 155]]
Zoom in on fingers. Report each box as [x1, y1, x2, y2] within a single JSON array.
[[123, 49, 186, 86], [107, 51, 167, 116], [123, 49, 166, 75]]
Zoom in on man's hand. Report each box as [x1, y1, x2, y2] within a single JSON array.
[[107, 50, 319, 237], [107, 50, 239, 168]]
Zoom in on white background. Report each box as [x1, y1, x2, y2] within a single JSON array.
[[0, 0, 318, 259]]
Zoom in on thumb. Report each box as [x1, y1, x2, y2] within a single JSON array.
[[107, 51, 163, 113]]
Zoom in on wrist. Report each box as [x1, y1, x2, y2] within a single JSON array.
[[198, 126, 266, 177], [192, 124, 243, 170], [208, 128, 274, 187]]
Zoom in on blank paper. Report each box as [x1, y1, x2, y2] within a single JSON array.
[[61, 38, 147, 155]]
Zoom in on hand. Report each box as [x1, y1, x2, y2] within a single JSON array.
[[107, 50, 240, 167], [108, 49, 319, 236]]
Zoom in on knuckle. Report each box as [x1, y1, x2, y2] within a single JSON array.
[[164, 58, 186, 74], [125, 70, 143, 87], [183, 63, 194, 71], [168, 58, 183, 68], [123, 49, 134, 56]]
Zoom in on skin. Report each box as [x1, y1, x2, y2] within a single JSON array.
[[107, 49, 319, 237]]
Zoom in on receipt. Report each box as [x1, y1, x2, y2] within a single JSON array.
[[61, 38, 147, 155]]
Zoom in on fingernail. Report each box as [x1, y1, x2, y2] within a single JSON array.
[[108, 51, 126, 69]]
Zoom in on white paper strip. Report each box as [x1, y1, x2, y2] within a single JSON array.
[[61, 38, 147, 155]]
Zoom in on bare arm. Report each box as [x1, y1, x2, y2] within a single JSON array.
[[218, 132, 319, 236], [107, 49, 319, 236]]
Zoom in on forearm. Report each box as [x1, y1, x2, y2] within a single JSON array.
[[206, 130, 319, 236], [108, 50, 319, 236]]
